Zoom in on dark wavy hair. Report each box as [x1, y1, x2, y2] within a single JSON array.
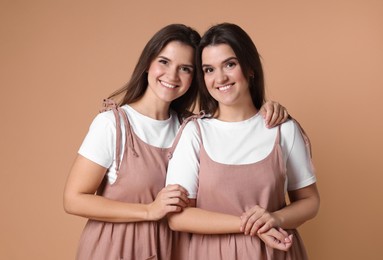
[[196, 23, 265, 115], [108, 24, 201, 118]]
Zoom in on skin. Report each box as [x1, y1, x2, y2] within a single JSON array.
[[64, 41, 289, 254], [63, 41, 195, 223], [168, 44, 319, 251]]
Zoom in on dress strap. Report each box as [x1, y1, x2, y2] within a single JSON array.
[[118, 106, 139, 158], [275, 125, 281, 145], [101, 99, 122, 174], [100, 99, 138, 175], [167, 110, 206, 159]]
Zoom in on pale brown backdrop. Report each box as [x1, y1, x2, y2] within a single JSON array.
[[1, 0, 382, 259]]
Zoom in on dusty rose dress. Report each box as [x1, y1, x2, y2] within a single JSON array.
[[76, 102, 188, 260], [188, 121, 309, 260]]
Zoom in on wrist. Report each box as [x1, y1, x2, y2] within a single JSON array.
[[145, 203, 154, 221], [272, 212, 284, 228]]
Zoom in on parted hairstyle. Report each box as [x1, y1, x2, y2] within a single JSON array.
[[196, 23, 265, 115], [108, 24, 201, 118]]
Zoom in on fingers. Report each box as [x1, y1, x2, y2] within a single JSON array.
[[282, 108, 289, 122], [259, 102, 273, 127], [165, 184, 189, 194], [265, 228, 290, 244], [163, 185, 190, 207], [164, 195, 189, 208], [149, 185, 190, 219], [260, 101, 289, 128], [240, 206, 266, 235], [267, 104, 284, 128], [241, 205, 281, 236], [258, 229, 293, 251], [278, 227, 289, 237]]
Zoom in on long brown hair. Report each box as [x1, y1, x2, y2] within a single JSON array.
[[108, 24, 201, 118], [196, 23, 265, 116]]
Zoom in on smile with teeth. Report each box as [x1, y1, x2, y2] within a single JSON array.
[[217, 84, 233, 91], [160, 81, 177, 89]]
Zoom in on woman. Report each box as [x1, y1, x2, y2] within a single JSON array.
[[166, 23, 320, 259], [64, 24, 288, 260]]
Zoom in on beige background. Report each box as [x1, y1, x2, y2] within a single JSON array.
[[1, 0, 382, 259]]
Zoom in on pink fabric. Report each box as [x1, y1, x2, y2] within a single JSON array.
[[76, 101, 185, 260], [188, 120, 309, 260]]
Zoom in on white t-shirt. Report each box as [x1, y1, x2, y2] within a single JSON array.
[[78, 105, 181, 184], [166, 113, 316, 198]]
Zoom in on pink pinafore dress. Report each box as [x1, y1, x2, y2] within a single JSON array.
[[188, 119, 309, 260], [76, 101, 188, 260]]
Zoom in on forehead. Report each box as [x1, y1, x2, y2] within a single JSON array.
[[157, 41, 194, 63], [201, 44, 236, 63]]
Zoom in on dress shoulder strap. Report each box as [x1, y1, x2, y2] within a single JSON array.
[[167, 111, 205, 159], [100, 99, 138, 175], [100, 99, 122, 174]]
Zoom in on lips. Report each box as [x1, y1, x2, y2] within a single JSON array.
[[160, 80, 177, 89], [217, 84, 234, 91]]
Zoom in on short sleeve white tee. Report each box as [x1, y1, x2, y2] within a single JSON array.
[[78, 105, 180, 184], [166, 113, 316, 198]]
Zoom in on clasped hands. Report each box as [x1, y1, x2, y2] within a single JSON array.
[[150, 185, 292, 251], [240, 205, 293, 251]]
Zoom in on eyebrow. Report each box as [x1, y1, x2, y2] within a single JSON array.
[[158, 55, 194, 69], [202, 56, 238, 68]]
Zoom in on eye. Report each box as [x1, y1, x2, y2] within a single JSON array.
[[158, 59, 168, 65], [225, 61, 236, 69], [180, 66, 193, 74], [203, 67, 214, 74]]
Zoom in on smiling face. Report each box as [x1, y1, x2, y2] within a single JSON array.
[[146, 41, 195, 105], [202, 43, 253, 108]]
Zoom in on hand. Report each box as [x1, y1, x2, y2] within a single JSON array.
[[147, 184, 189, 221], [240, 205, 281, 235], [257, 227, 293, 251], [259, 101, 289, 128]]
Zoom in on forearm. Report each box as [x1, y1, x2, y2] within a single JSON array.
[[64, 193, 150, 223], [274, 184, 320, 229], [168, 207, 241, 234]]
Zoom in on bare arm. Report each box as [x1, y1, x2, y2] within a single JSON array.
[[241, 183, 320, 234], [63, 154, 189, 222], [168, 199, 293, 251], [168, 199, 240, 234], [272, 183, 320, 230]]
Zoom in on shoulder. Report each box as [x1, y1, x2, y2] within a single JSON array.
[[280, 118, 299, 140], [89, 110, 117, 130], [281, 118, 297, 131], [182, 118, 201, 136]]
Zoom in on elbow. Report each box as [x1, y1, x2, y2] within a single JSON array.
[[307, 192, 321, 221], [63, 192, 78, 215], [312, 193, 321, 218], [63, 196, 73, 215]]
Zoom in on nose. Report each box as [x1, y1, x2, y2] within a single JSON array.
[[216, 69, 228, 84], [167, 66, 180, 82]]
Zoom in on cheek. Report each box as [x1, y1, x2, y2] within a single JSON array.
[[147, 64, 162, 78], [181, 74, 193, 87], [204, 75, 214, 88]]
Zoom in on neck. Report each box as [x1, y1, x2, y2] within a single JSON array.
[[129, 97, 170, 121], [215, 103, 258, 122]]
